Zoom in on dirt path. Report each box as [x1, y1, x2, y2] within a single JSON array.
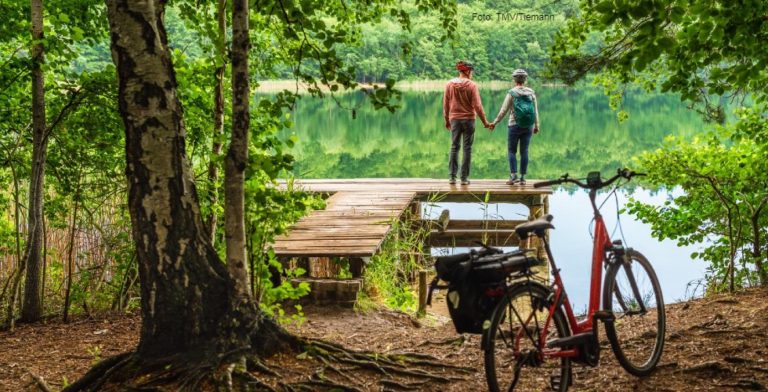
[[2, 287, 767, 391]]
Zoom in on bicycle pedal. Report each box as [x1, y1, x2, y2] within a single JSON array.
[[549, 375, 561, 390]]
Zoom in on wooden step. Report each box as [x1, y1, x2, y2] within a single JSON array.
[[429, 229, 521, 247], [291, 278, 361, 307]]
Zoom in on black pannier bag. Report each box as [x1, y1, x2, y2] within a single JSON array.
[[432, 249, 541, 334]]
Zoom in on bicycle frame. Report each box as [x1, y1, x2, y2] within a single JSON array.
[[536, 188, 614, 360]]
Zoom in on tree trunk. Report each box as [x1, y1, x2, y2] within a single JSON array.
[[204, 0, 227, 245], [103, 0, 289, 362], [4, 163, 24, 330], [63, 186, 80, 322], [225, 0, 250, 294], [41, 211, 47, 312], [751, 212, 768, 286], [21, 0, 48, 323]]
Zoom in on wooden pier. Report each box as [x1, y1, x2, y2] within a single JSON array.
[[271, 179, 552, 305]]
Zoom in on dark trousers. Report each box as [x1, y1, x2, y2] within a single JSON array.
[[449, 119, 476, 180], [508, 124, 533, 175]]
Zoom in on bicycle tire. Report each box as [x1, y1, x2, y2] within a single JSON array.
[[603, 249, 665, 376], [484, 283, 572, 392]]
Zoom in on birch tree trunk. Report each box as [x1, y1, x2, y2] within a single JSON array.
[[225, 0, 250, 294], [20, 0, 48, 323], [204, 0, 227, 245], [100, 0, 289, 361]]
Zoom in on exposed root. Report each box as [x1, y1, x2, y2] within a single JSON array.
[[277, 337, 472, 389], [681, 360, 729, 374], [291, 378, 365, 392], [63, 333, 471, 391], [25, 370, 52, 392], [379, 378, 432, 390], [316, 357, 361, 384], [416, 335, 467, 347], [62, 352, 133, 391], [717, 379, 765, 390], [231, 371, 279, 392], [247, 355, 281, 377]]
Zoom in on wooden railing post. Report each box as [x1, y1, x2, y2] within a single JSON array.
[[417, 270, 428, 317]]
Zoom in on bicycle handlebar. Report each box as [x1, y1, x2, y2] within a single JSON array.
[[533, 168, 646, 190]]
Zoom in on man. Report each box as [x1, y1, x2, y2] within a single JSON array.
[[443, 60, 491, 185], [490, 68, 540, 185]]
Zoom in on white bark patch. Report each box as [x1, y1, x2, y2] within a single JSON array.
[[139, 131, 174, 274], [149, 282, 157, 318], [175, 238, 189, 270], [179, 156, 202, 216], [192, 286, 202, 335]]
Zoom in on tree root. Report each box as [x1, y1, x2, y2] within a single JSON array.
[[416, 335, 467, 347], [290, 378, 365, 392], [231, 371, 279, 392], [63, 352, 133, 391], [63, 334, 473, 391], [247, 355, 281, 377], [379, 378, 432, 390], [274, 337, 473, 390], [25, 370, 52, 392]]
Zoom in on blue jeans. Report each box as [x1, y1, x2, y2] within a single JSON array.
[[449, 119, 476, 180], [508, 124, 533, 175]]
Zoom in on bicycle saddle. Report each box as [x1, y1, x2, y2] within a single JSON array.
[[515, 214, 554, 239]]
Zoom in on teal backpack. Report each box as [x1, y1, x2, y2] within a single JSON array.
[[510, 89, 536, 128]]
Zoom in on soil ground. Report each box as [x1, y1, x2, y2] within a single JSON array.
[[1, 287, 767, 391]]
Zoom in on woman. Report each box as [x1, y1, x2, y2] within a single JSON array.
[[489, 69, 540, 185]]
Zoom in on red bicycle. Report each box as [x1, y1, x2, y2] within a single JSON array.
[[483, 169, 666, 391]]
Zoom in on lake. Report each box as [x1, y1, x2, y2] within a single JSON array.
[[281, 85, 711, 308]]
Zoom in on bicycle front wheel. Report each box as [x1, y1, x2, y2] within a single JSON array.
[[484, 283, 571, 392], [603, 249, 665, 376]]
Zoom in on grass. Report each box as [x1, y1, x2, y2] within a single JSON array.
[[359, 194, 444, 314]]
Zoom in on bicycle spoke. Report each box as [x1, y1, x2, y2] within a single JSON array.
[[485, 285, 572, 392], [613, 284, 630, 312], [622, 261, 648, 313], [509, 358, 524, 392], [507, 298, 539, 348]]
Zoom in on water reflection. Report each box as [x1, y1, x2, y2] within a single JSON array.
[[286, 87, 706, 179]]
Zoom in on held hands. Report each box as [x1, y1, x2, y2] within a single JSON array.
[[484, 121, 496, 132]]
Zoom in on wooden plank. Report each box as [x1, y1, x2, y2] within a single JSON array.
[[271, 244, 382, 251], [271, 190, 416, 258], [421, 219, 527, 231], [276, 234, 386, 239], [272, 250, 375, 257], [429, 229, 520, 247], [283, 226, 390, 232], [280, 178, 553, 196], [285, 226, 390, 231]]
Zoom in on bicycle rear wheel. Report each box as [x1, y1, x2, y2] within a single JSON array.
[[484, 283, 571, 392], [603, 249, 665, 376]]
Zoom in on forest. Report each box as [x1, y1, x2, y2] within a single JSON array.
[[0, 0, 767, 390]]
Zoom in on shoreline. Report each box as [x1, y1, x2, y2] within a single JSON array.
[[256, 79, 569, 93]]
